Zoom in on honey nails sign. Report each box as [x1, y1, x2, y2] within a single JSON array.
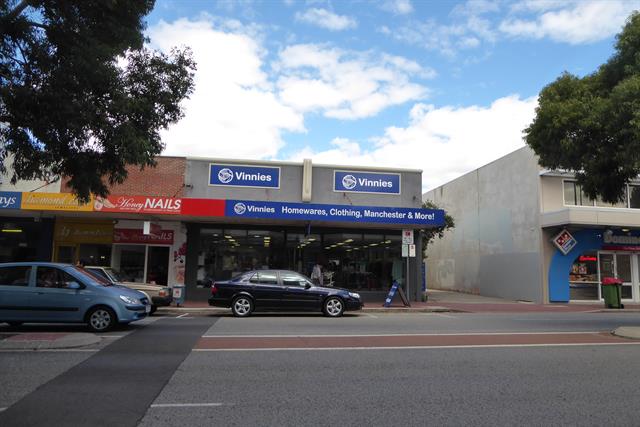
[[93, 196, 182, 215]]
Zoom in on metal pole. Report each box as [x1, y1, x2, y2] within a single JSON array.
[[406, 255, 410, 304]]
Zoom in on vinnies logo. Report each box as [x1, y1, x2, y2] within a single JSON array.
[[234, 202, 247, 215], [218, 168, 234, 184], [341, 175, 357, 190]]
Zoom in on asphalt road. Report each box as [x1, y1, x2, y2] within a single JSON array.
[[1, 311, 640, 426]]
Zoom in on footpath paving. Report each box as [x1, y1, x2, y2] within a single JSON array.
[[0, 332, 100, 350]]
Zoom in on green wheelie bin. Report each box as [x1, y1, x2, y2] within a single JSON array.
[[602, 277, 624, 309]]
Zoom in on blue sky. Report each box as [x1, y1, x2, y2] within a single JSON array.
[[145, 0, 639, 190]]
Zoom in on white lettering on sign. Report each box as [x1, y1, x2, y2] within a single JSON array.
[[358, 178, 392, 188], [0, 196, 17, 208], [247, 205, 275, 213], [235, 172, 272, 182], [143, 198, 182, 211], [604, 231, 640, 245]]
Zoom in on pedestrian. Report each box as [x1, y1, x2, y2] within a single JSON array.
[[311, 261, 323, 286]]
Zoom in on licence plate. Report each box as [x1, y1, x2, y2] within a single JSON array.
[[145, 305, 151, 313]]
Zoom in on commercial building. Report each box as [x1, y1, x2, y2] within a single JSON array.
[[0, 157, 444, 301], [424, 146, 640, 304]]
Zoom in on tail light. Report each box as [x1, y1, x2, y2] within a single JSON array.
[[211, 283, 218, 295]]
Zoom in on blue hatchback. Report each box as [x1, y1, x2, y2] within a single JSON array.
[[0, 262, 151, 332]]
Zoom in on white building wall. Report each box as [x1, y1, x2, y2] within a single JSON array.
[[424, 146, 545, 302]]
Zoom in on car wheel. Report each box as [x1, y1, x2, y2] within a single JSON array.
[[231, 296, 254, 317], [323, 297, 344, 317], [86, 306, 117, 332], [7, 321, 22, 327], [150, 306, 157, 315]]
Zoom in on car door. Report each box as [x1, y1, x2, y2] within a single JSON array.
[[0, 265, 35, 321], [280, 271, 323, 310], [249, 271, 284, 309], [30, 266, 89, 322]]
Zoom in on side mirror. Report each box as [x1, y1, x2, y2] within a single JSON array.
[[305, 283, 312, 289], [67, 281, 82, 290]]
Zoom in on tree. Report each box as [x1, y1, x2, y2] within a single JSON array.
[[420, 200, 454, 252], [524, 11, 640, 204], [0, 0, 195, 201]]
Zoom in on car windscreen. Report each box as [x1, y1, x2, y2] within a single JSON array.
[[103, 268, 125, 282], [73, 266, 111, 286]]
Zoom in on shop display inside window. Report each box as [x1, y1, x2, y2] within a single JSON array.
[[569, 252, 599, 300]]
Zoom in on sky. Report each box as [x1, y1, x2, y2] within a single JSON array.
[[145, 0, 640, 191]]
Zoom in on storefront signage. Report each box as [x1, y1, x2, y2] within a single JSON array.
[[334, 171, 400, 194], [225, 199, 444, 226], [552, 229, 577, 255], [113, 228, 174, 245], [54, 221, 113, 244], [180, 198, 226, 217], [0, 191, 21, 209], [602, 230, 640, 251], [93, 196, 182, 215], [209, 164, 280, 189], [21, 192, 93, 211]]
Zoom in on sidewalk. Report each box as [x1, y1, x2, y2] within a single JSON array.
[[160, 289, 640, 314], [0, 332, 100, 350]]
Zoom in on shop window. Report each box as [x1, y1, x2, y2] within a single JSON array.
[[112, 245, 146, 282], [563, 181, 594, 206], [630, 185, 640, 208], [569, 252, 599, 300], [595, 187, 627, 208]]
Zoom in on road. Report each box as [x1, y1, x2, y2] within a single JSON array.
[[1, 311, 640, 426]]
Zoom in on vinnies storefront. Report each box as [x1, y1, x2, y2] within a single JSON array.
[[180, 159, 444, 301]]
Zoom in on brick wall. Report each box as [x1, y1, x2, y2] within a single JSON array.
[[61, 157, 186, 197]]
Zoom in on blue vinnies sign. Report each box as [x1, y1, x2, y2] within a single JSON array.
[[334, 170, 401, 194], [0, 191, 21, 209], [209, 164, 280, 189], [225, 199, 444, 226]]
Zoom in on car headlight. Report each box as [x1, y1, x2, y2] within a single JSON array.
[[119, 295, 140, 305], [348, 292, 360, 299]]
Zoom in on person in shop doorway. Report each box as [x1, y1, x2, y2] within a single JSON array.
[[311, 261, 323, 286]]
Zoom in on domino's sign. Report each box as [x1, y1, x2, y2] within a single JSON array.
[[334, 170, 400, 194], [209, 164, 280, 189]]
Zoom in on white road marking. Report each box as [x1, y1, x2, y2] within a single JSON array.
[[193, 342, 640, 352], [361, 313, 379, 318], [201, 331, 605, 338], [176, 313, 190, 318], [0, 407, 7, 412], [99, 335, 126, 338], [150, 403, 224, 408]]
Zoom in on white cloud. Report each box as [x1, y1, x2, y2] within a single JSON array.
[[148, 18, 304, 159], [381, 0, 414, 15], [295, 8, 357, 31], [276, 44, 432, 119], [500, 0, 640, 44], [288, 95, 538, 191]]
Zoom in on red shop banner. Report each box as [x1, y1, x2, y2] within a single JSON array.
[[94, 195, 182, 215], [180, 198, 225, 217], [113, 228, 174, 245]]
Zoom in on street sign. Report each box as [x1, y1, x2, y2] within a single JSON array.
[[402, 229, 414, 245], [409, 244, 416, 257], [402, 244, 408, 257]]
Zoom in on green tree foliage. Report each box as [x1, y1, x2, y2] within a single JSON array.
[[420, 200, 454, 252], [525, 12, 640, 204], [0, 0, 195, 201]]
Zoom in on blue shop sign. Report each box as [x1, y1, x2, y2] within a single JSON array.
[[209, 164, 280, 189], [0, 191, 21, 209], [334, 170, 401, 194], [225, 199, 444, 226]]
